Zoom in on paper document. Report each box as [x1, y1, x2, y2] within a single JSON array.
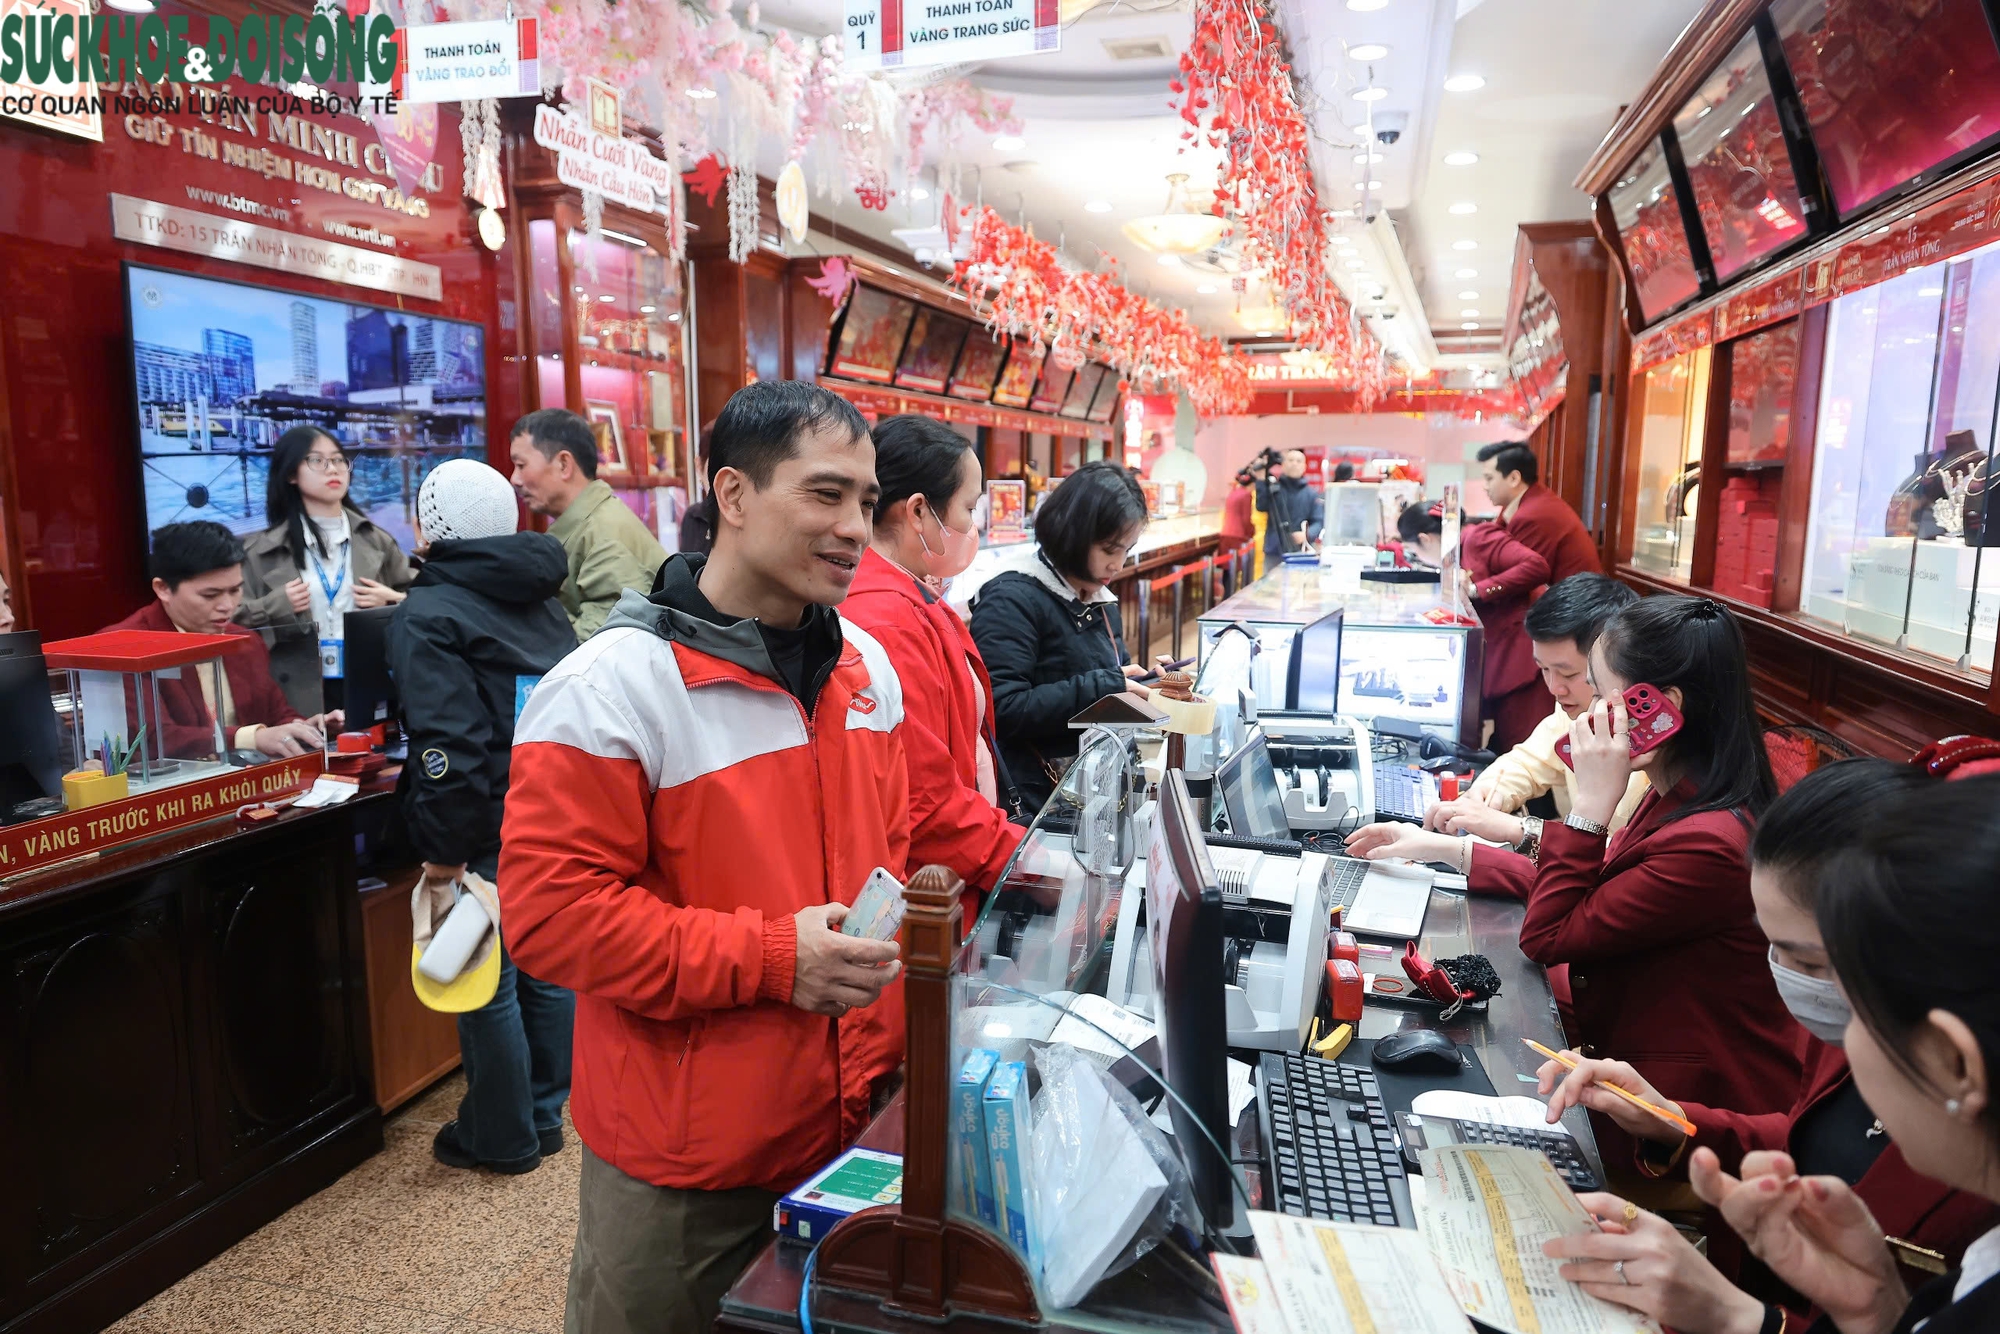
[[1049, 993, 1156, 1062], [1416, 1145, 1661, 1334], [1228, 1058, 1257, 1128], [1212, 1254, 1293, 1334], [291, 775, 359, 808], [1247, 1211, 1473, 1334], [1411, 1090, 1556, 1132]]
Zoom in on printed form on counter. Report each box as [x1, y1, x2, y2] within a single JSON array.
[[1244, 1211, 1473, 1333], [1415, 1144, 1661, 1334]]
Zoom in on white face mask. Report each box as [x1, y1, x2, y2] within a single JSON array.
[[1768, 945, 1851, 1047]]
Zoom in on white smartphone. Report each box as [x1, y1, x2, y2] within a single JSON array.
[[841, 867, 907, 941]]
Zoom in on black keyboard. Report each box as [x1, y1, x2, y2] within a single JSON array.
[[1373, 762, 1436, 824], [1401, 1114, 1603, 1191], [1258, 1052, 1414, 1227], [1206, 832, 1304, 857]]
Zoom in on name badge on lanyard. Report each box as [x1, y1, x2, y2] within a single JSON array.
[[320, 638, 345, 677], [308, 543, 348, 679]]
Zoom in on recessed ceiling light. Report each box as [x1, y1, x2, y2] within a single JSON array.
[[992, 134, 1026, 151], [1461, 307, 1479, 317], [598, 294, 616, 303], [1355, 179, 1384, 190], [1454, 267, 1478, 279], [685, 86, 717, 99], [1157, 253, 1181, 266], [1344, 259, 1367, 270], [909, 186, 931, 200], [1443, 150, 1479, 166], [572, 285, 584, 293], [1448, 201, 1478, 215], [667, 312, 682, 322], [1346, 0, 1387, 10], [1457, 290, 1478, 300], [1460, 321, 1481, 330], [1452, 239, 1478, 250], [640, 305, 657, 314], [1084, 199, 1113, 213], [1349, 43, 1390, 60], [1352, 87, 1390, 102], [1196, 283, 1217, 294], [1353, 151, 1384, 164], [1443, 73, 1486, 92]]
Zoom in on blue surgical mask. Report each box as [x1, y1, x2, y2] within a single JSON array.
[[1768, 945, 1851, 1047]]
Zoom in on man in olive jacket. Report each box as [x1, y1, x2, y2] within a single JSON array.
[[507, 408, 667, 639]]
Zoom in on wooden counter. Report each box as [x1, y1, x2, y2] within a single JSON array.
[[0, 794, 389, 1333]]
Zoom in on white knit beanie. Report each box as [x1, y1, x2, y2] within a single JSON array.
[[418, 459, 519, 543]]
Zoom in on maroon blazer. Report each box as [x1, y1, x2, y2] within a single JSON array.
[[1461, 520, 1550, 699], [1471, 782, 1803, 1164], [104, 601, 302, 758], [1501, 483, 1600, 586], [1671, 1033, 1999, 1299]]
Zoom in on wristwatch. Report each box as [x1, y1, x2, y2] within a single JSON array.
[[1564, 813, 1610, 837], [1514, 815, 1544, 863]]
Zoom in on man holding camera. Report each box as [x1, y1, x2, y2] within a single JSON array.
[[1256, 448, 1324, 559]]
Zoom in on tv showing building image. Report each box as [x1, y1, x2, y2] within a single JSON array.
[[125, 264, 487, 551]]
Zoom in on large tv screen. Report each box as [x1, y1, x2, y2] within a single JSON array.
[[949, 332, 1009, 400], [1673, 28, 1810, 283], [1061, 363, 1106, 418], [894, 307, 970, 394], [1029, 352, 1077, 415], [1608, 137, 1704, 322], [1086, 367, 1122, 423], [126, 264, 487, 553], [992, 339, 1041, 408], [1772, 0, 2000, 220], [829, 285, 916, 384]]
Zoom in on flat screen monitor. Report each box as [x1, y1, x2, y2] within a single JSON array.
[[949, 333, 1008, 400], [1060, 363, 1105, 418], [1672, 28, 1810, 283], [829, 285, 916, 384], [1215, 731, 1290, 841], [1608, 137, 1703, 322], [125, 263, 487, 554], [991, 339, 1040, 408], [343, 606, 399, 736], [0, 631, 62, 818], [1086, 367, 1122, 423], [893, 307, 969, 394], [1029, 352, 1076, 415], [1339, 627, 1465, 733], [1324, 483, 1379, 545], [1285, 609, 1344, 714], [1771, 0, 2000, 220], [1145, 768, 1232, 1231]]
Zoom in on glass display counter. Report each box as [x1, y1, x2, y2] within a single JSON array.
[[1801, 241, 2000, 673], [1627, 347, 1710, 581], [1194, 565, 1483, 743]]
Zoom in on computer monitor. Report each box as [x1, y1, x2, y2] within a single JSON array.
[[0, 632, 64, 819], [1338, 626, 1465, 737], [1285, 608, 1344, 714], [1147, 768, 1232, 1231], [342, 606, 399, 737], [1215, 731, 1289, 841], [1324, 482, 1379, 545]]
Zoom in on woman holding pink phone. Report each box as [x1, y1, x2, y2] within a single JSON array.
[[1348, 595, 1802, 1162]]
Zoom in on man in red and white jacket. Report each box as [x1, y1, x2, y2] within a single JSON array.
[[501, 382, 910, 1333]]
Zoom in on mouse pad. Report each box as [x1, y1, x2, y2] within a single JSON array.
[[1337, 1033, 1497, 1125]]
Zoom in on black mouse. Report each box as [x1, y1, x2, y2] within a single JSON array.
[[1371, 1029, 1462, 1073]]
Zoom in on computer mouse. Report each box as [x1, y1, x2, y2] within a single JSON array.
[[1369, 857, 1433, 880], [1371, 1028, 1462, 1073]]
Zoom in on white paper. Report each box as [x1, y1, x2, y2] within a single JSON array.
[[1411, 1091, 1557, 1132], [290, 775, 359, 809], [1212, 1254, 1293, 1334], [1248, 1211, 1473, 1334], [1049, 993, 1156, 1063], [1415, 1145, 1661, 1334], [1228, 1058, 1258, 1129]]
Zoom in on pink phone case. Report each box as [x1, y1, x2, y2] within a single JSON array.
[[1554, 683, 1684, 769]]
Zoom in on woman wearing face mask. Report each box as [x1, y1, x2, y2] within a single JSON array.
[[1347, 596, 1803, 1160], [1531, 760, 1996, 1332], [844, 416, 1025, 891], [972, 460, 1151, 812]]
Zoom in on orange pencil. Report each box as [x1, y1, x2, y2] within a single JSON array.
[[1523, 1038, 1699, 1138]]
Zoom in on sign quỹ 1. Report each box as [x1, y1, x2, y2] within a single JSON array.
[[530, 101, 671, 214], [842, 0, 1058, 71], [390, 16, 540, 105]]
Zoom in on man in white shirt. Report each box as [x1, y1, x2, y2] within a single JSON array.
[[1427, 573, 1649, 838]]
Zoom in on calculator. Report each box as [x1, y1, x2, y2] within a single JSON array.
[[1398, 1112, 1602, 1192]]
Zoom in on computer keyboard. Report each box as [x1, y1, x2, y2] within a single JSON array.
[[1206, 832, 1305, 857], [1257, 1052, 1413, 1227], [1373, 762, 1438, 824]]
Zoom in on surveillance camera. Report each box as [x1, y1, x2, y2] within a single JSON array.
[[1373, 110, 1409, 146], [1377, 128, 1401, 145]]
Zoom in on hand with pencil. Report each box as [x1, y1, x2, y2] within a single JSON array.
[[1526, 1040, 1696, 1144]]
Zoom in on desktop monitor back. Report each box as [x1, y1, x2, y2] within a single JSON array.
[[343, 606, 399, 735], [1284, 608, 1343, 715], [0, 632, 64, 818], [1215, 730, 1290, 842], [1147, 768, 1233, 1231]]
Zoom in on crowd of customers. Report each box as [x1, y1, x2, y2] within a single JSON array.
[[46, 393, 2000, 1334]]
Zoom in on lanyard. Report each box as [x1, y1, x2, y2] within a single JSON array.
[[306, 537, 348, 606]]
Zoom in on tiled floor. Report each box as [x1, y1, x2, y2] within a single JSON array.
[[106, 1074, 579, 1334]]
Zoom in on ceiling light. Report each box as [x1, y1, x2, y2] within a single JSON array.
[[1084, 199, 1113, 213], [1461, 321, 1481, 330], [1344, 258, 1367, 270], [599, 294, 616, 303], [1346, 0, 1388, 10], [1461, 308, 1479, 317], [1443, 73, 1486, 92], [1352, 86, 1390, 102], [1452, 239, 1478, 250], [1122, 172, 1230, 254], [1457, 290, 1478, 300], [640, 305, 657, 314], [909, 186, 931, 200], [667, 312, 682, 322], [600, 228, 648, 247], [686, 86, 717, 99], [572, 285, 584, 293], [1355, 179, 1383, 190], [105, 0, 155, 10], [1196, 283, 1217, 294], [1448, 201, 1478, 215], [1349, 42, 1390, 60], [992, 134, 1026, 151], [1157, 253, 1181, 266], [1454, 267, 1478, 279], [1443, 150, 1479, 166], [1353, 151, 1384, 164]]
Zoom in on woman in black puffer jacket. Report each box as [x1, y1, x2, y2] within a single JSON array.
[[970, 461, 1151, 811]]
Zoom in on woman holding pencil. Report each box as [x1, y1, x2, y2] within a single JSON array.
[[1541, 774, 2000, 1334], [1348, 595, 1802, 1160]]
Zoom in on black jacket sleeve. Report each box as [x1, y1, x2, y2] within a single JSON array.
[[1255, 477, 1274, 515], [972, 580, 1126, 746], [387, 603, 494, 866]]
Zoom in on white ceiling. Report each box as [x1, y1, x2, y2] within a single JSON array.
[[751, 0, 1705, 369]]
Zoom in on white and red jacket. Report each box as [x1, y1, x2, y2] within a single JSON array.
[[500, 569, 911, 1194]]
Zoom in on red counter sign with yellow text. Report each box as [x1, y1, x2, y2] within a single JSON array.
[[0, 755, 323, 879]]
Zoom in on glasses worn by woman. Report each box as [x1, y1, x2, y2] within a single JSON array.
[[300, 452, 352, 474]]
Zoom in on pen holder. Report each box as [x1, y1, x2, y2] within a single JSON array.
[[62, 768, 129, 811]]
